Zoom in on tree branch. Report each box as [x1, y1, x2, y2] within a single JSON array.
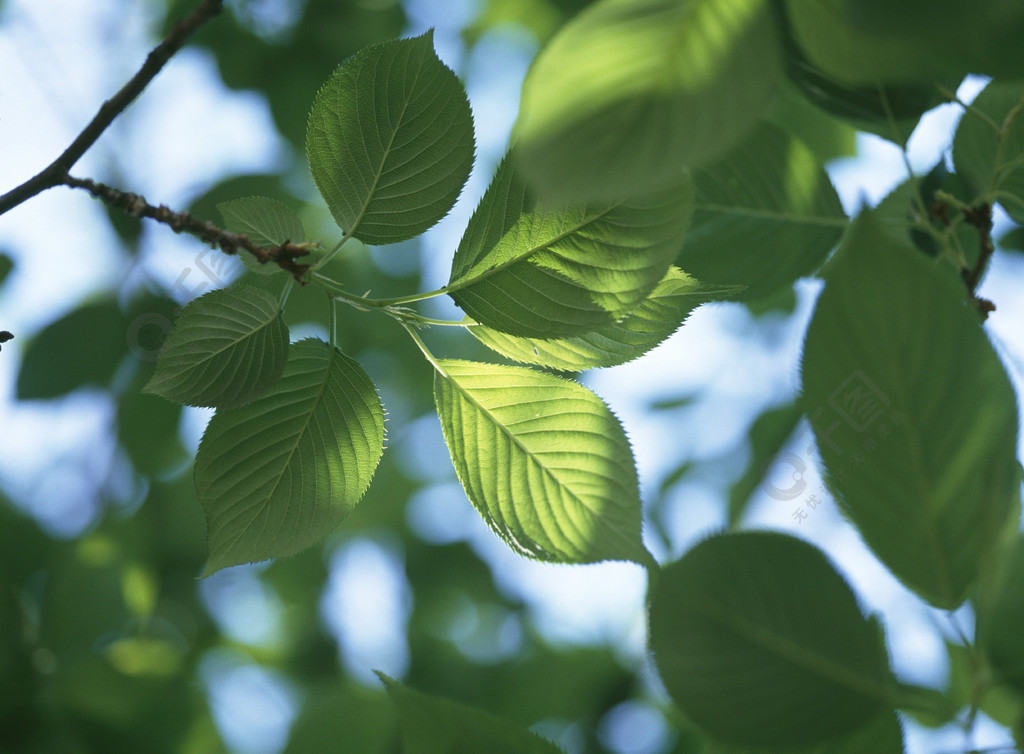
[[64, 176, 312, 281], [0, 0, 224, 216]]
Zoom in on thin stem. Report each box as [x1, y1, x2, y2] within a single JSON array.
[[329, 298, 339, 348], [399, 320, 444, 374], [312, 228, 356, 272], [278, 279, 296, 309], [0, 0, 224, 216]]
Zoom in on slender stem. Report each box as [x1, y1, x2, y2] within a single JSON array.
[[0, 0, 224, 216], [399, 320, 444, 374], [312, 228, 356, 272], [278, 278, 296, 309], [329, 298, 338, 348]]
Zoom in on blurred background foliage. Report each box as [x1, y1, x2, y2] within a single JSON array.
[[0, 0, 703, 752], [3, 0, 1023, 752]]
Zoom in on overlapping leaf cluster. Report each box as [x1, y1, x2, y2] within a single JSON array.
[[134, 1, 1024, 750]]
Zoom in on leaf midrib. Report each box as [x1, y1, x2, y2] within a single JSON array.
[[438, 362, 640, 559]]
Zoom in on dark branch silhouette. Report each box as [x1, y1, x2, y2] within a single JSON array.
[[64, 176, 312, 281], [0, 0, 224, 216]]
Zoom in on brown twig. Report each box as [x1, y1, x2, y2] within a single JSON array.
[[0, 0, 224, 216], [961, 202, 996, 318], [64, 176, 312, 281]]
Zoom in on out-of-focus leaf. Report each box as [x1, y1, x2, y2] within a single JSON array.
[[802, 212, 1021, 608], [678, 122, 846, 299], [306, 31, 475, 245], [979, 535, 1024, 695], [953, 82, 1024, 221], [726, 401, 803, 527], [650, 531, 891, 747], [514, 0, 782, 204], [379, 673, 566, 753], [17, 300, 128, 399]]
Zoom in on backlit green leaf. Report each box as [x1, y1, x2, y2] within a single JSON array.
[[433, 360, 651, 566], [649, 531, 891, 747], [378, 673, 566, 754], [449, 152, 694, 338], [514, 0, 782, 204], [306, 30, 475, 245], [219, 196, 305, 276], [801, 212, 1021, 608], [144, 286, 289, 408], [468, 268, 737, 370], [195, 339, 385, 575], [678, 122, 846, 299]]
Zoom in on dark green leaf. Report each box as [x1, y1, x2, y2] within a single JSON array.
[[514, 0, 782, 204], [17, 300, 128, 400], [219, 196, 306, 276], [195, 339, 385, 575], [468, 268, 738, 370], [801, 212, 1021, 608], [378, 673, 566, 754], [306, 30, 475, 245], [679, 122, 846, 299], [0, 252, 13, 288], [433, 359, 652, 566], [979, 535, 1024, 695], [117, 389, 187, 477], [953, 82, 1024, 220], [726, 400, 803, 528], [649, 531, 891, 747], [449, 152, 694, 338], [144, 285, 289, 408], [783, 0, 948, 84]]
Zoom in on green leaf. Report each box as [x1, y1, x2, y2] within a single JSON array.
[[649, 531, 891, 748], [117, 389, 187, 477], [433, 359, 651, 566], [306, 30, 475, 245], [773, 3, 955, 145], [979, 535, 1024, 695], [678, 122, 846, 299], [218, 196, 305, 276], [144, 285, 289, 408], [782, 0, 948, 85], [514, 0, 782, 204], [448, 152, 694, 338], [195, 339, 385, 575], [801, 212, 1021, 608], [705, 708, 904, 754], [468, 268, 737, 370], [378, 673, 566, 754], [218, 196, 305, 247], [0, 252, 12, 288], [726, 400, 803, 528], [953, 82, 1024, 220], [842, 0, 1024, 81], [16, 300, 128, 400]]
